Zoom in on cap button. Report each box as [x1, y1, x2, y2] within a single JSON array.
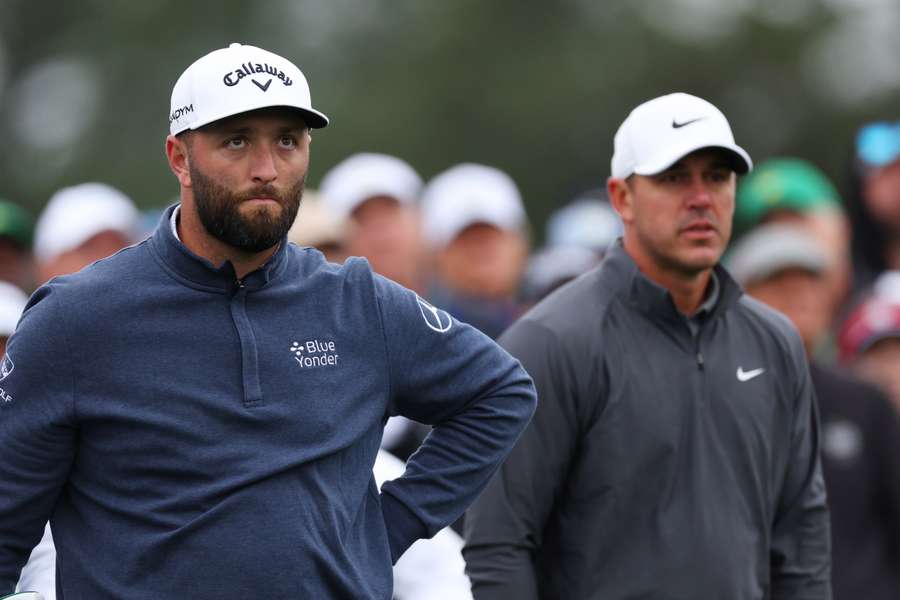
[[229, 43, 242, 49]]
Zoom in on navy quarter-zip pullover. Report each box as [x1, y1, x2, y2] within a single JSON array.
[[0, 205, 536, 599]]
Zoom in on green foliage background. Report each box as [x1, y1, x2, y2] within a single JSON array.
[[1, 0, 898, 240]]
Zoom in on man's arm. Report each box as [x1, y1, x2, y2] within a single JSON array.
[[372, 276, 537, 563], [770, 349, 831, 600], [0, 286, 76, 593], [463, 319, 583, 600]]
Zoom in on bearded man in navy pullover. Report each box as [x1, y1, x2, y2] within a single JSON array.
[[0, 44, 536, 599]]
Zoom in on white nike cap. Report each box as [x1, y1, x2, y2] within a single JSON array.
[[610, 92, 752, 179], [318, 153, 423, 219], [420, 163, 527, 248], [169, 43, 328, 135]]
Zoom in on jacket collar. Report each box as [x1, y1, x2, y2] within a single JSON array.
[[604, 240, 743, 328], [149, 203, 289, 293]]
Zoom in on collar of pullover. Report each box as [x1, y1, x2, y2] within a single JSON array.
[[149, 203, 289, 293], [604, 240, 742, 329]]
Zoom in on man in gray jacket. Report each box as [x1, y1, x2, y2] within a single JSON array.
[[463, 93, 831, 599]]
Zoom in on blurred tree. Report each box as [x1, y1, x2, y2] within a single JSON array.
[[0, 0, 897, 241]]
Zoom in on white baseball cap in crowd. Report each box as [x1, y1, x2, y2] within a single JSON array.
[[610, 92, 752, 179], [420, 163, 527, 248], [0, 281, 28, 338], [546, 197, 622, 253], [287, 190, 349, 249], [318, 153, 423, 219], [724, 223, 826, 287], [33, 183, 140, 261], [169, 42, 328, 135]]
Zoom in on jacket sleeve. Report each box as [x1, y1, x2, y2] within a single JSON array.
[[770, 345, 832, 600], [372, 276, 537, 564], [0, 286, 77, 594], [463, 319, 584, 600]]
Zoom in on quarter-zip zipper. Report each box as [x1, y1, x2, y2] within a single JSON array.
[[230, 280, 264, 406]]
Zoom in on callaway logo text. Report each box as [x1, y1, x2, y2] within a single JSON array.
[[290, 339, 340, 369], [223, 62, 293, 89]]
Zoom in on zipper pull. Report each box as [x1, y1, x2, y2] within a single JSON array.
[[696, 352, 704, 370]]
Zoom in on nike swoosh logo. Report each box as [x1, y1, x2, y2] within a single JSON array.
[[252, 78, 272, 92], [736, 367, 765, 382], [672, 117, 705, 129]]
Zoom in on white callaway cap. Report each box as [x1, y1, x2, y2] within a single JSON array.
[[34, 183, 139, 261], [421, 163, 527, 248], [611, 92, 752, 179], [169, 43, 328, 135], [318, 153, 423, 219]]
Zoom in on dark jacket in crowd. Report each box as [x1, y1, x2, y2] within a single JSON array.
[[811, 362, 900, 600]]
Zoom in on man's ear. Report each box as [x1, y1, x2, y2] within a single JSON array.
[[607, 176, 634, 224], [166, 134, 192, 188]]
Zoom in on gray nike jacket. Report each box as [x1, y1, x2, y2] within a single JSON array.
[[463, 242, 831, 600]]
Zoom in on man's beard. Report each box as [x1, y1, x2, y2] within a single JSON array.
[[190, 164, 304, 253]]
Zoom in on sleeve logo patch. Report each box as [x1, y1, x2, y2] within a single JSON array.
[[0, 354, 13, 404], [0, 354, 13, 382], [416, 296, 453, 333]]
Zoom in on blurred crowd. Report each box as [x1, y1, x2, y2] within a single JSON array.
[[3, 120, 900, 599]]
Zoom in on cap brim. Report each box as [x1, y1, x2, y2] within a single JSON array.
[[173, 103, 329, 135], [634, 143, 752, 176], [858, 329, 900, 355]]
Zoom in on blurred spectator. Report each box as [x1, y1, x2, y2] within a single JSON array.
[[845, 121, 900, 293], [0, 200, 35, 292], [421, 163, 529, 339], [287, 190, 351, 263], [520, 245, 600, 306], [33, 183, 140, 283], [319, 153, 426, 292], [0, 281, 28, 356], [727, 223, 833, 350], [838, 287, 900, 414], [734, 157, 852, 321], [728, 223, 900, 600], [545, 190, 623, 254], [374, 449, 473, 600], [522, 192, 622, 304]]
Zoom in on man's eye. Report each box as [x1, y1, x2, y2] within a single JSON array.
[[226, 138, 245, 149], [278, 136, 296, 149], [659, 173, 680, 183]]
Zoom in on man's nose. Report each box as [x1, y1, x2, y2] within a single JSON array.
[[249, 147, 278, 184], [685, 175, 713, 209]]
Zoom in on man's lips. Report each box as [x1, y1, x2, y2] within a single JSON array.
[[680, 220, 717, 237]]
